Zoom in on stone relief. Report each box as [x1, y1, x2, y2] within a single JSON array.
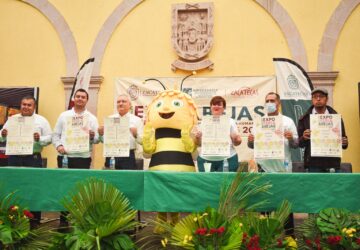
[[171, 2, 214, 72]]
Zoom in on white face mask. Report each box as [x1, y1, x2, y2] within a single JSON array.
[[265, 102, 277, 114]]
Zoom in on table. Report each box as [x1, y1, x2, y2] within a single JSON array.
[[0, 167, 359, 212]]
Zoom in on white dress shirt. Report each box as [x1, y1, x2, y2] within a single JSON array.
[[256, 115, 298, 172], [100, 112, 143, 150], [0, 113, 52, 154], [52, 108, 99, 158]]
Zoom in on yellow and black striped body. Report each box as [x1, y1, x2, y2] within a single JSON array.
[[149, 128, 195, 172]]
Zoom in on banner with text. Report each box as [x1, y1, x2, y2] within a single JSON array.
[[115, 76, 276, 161]]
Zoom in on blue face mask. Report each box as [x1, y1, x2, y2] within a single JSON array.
[[265, 102, 277, 114]]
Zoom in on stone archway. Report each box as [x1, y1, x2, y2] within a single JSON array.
[[255, 0, 308, 70], [318, 0, 360, 71], [90, 0, 143, 76], [22, 0, 79, 76]]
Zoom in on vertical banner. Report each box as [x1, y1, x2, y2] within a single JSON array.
[[68, 58, 95, 110], [115, 76, 276, 161], [273, 58, 313, 162]]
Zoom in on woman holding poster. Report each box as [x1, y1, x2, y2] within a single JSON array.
[[195, 96, 242, 172]]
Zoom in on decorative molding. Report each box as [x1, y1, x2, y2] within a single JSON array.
[[22, 0, 79, 76], [307, 71, 339, 106], [317, 0, 360, 71], [255, 0, 308, 70], [60, 76, 104, 114], [171, 2, 214, 72]]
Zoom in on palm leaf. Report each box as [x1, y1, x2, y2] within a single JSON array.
[[295, 214, 320, 249], [60, 178, 138, 249], [270, 200, 291, 227], [218, 172, 272, 219], [17, 226, 56, 250]]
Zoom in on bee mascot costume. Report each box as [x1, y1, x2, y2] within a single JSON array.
[[143, 87, 198, 231]]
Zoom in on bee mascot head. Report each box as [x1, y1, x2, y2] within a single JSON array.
[[143, 83, 198, 172]]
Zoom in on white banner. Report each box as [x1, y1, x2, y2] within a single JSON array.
[[115, 76, 276, 161]]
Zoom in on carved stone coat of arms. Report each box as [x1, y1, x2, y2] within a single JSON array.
[[171, 2, 214, 72]]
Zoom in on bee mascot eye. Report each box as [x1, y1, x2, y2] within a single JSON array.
[[172, 99, 183, 107], [142, 89, 198, 231], [155, 100, 163, 108]]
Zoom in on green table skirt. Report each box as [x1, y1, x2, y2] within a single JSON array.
[[0, 167, 359, 213]]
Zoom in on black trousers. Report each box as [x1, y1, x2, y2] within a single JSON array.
[[57, 156, 91, 224], [104, 150, 136, 170], [8, 154, 43, 226]]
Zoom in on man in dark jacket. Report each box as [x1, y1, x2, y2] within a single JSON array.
[[297, 88, 348, 172]]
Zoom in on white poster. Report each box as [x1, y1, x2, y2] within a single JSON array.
[[254, 115, 284, 159], [201, 115, 231, 157], [103, 117, 130, 157], [64, 115, 90, 153], [310, 114, 342, 157], [5, 116, 34, 155]]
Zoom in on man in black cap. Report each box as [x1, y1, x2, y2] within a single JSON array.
[[297, 88, 348, 172]]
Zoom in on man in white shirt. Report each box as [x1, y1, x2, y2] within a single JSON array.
[[0, 95, 52, 228], [52, 88, 99, 228], [247, 92, 298, 172], [52, 88, 99, 169], [98, 94, 143, 169], [247, 92, 298, 237]]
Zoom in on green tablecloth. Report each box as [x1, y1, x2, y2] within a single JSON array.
[[0, 167, 359, 213]]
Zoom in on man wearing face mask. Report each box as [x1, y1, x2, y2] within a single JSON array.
[[247, 92, 298, 172], [247, 92, 298, 237]]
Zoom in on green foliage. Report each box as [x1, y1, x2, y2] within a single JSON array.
[[53, 178, 138, 250], [218, 172, 272, 220], [139, 172, 297, 249], [164, 207, 243, 250], [297, 208, 360, 250], [239, 201, 294, 249], [0, 190, 54, 249], [316, 208, 356, 236]]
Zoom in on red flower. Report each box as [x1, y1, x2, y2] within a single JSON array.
[[195, 228, 207, 235], [217, 226, 225, 234], [356, 238, 360, 245], [242, 233, 248, 243], [277, 239, 283, 247], [305, 239, 312, 246], [327, 235, 341, 245], [209, 228, 217, 234], [247, 235, 260, 249], [23, 210, 34, 219]]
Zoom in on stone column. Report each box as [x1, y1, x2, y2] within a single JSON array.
[[307, 71, 338, 106], [60, 76, 104, 115]]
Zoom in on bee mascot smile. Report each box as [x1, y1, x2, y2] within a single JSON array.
[[143, 89, 198, 230]]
